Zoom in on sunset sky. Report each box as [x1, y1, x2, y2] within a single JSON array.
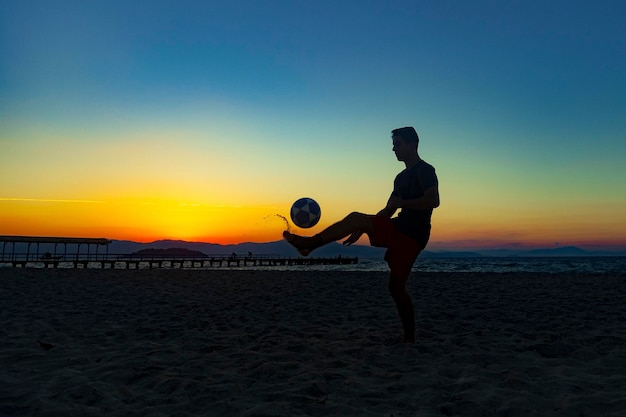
[[1, 1, 625, 251]]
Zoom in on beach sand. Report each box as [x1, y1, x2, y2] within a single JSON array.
[[1, 268, 625, 416]]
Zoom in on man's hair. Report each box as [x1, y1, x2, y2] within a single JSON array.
[[392, 126, 419, 146]]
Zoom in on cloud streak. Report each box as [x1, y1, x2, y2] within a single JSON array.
[[0, 198, 103, 204]]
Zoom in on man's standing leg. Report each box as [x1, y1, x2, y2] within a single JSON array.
[[385, 241, 420, 343], [388, 275, 416, 343]]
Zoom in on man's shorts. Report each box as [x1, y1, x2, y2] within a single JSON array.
[[368, 215, 428, 284]]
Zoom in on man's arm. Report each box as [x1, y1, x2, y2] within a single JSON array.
[[377, 191, 399, 217], [376, 205, 396, 218], [386, 185, 440, 211]]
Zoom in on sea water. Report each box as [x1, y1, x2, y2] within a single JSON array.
[[232, 256, 626, 274], [412, 256, 626, 274]]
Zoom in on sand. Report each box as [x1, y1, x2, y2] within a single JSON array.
[[1, 268, 625, 417]]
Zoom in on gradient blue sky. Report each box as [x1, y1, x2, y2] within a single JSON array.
[[1, 1, 625, 250]]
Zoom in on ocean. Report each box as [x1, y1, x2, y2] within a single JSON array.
[[225, 256, 626, 274], [414, 256, 626, 274]]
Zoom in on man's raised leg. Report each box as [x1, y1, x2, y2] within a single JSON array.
[[284, 212, 374, 256]]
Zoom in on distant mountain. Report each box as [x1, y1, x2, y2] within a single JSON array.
[[526, 246, 588, 257], [128, 248, 207, 258], [422, 251, 482, 258], [473, 246, 626, 257], [108, 240, 626, 258], [108, 239, 386, 258]]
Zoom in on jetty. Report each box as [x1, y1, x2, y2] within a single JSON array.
[[0, 236, 357, 269]]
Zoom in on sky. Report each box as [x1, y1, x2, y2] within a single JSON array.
[[1, 0, 625, 251]]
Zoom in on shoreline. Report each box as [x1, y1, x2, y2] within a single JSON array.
[[1, 269, 625, 416]]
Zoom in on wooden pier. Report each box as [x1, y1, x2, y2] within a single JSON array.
[[1, 255, 358, 269], [0, 236, 357, 269]]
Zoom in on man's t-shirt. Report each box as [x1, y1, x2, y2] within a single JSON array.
[[390, 160, 438, 243]]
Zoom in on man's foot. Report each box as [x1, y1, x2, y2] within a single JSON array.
[[401, 336, 416, 344], [283, 231, 315, 256], [385, 336, 416, 345]]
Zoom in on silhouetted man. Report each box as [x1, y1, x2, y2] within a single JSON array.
[[284, 127, 439, 342]]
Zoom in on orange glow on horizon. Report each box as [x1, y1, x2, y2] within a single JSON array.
[[0, 198, 300, 244], [1, 198, 625, 249]]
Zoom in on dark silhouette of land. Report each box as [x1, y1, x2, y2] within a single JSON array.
[[128, 248, 208, 258]]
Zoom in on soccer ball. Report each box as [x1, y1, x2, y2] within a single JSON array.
[[290, 197, 321, 228]]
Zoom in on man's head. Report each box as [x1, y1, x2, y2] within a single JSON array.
[[391, 127, 419, 147], [391, 127, 419, 163]]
